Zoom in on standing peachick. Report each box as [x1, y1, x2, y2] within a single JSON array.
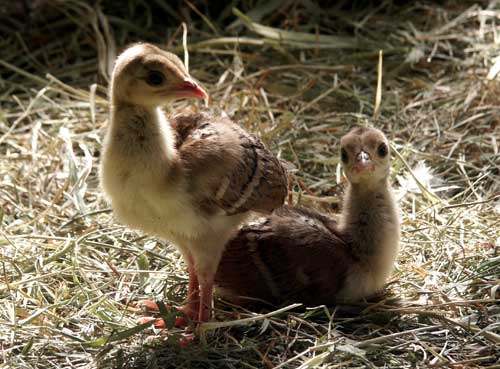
[[100, 43, 288, 328]]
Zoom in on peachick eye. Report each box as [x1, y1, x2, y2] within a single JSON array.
[[146, 71, 165, 86], [341, 148, 348, 163], [377, 143, 388, 157]]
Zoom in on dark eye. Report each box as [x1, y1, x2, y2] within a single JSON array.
[[341, 148, 348, 163], [377, 143, 388, 157], [146, 71, 165, 86]]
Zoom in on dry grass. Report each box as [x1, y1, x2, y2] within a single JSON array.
[[1, 1, 499, 368]]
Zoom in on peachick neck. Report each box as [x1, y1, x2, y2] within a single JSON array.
[[107, 101, 177, 162], [340, 179, 399, 258]]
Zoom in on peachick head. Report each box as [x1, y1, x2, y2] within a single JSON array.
[[110, 43, 208, 106], [340, 127, 391, 186]]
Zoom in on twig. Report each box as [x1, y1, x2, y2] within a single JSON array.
[[373, 49, 383, 123], [182, 22, 189, 74], [199, 303, 302, 344]]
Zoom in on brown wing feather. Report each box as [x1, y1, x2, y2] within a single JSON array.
[[215, 206, 354, 307], [215, 126, 288, 215], [170, 112, 287, 216]]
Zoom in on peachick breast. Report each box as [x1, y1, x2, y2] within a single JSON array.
[[112, 182, 249, 244]]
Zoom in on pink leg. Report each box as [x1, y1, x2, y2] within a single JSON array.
[[185, 255, 200, 316], [197, 274, 214, 326], [176, 255, 200, 327], [137, 254, 201, 328]]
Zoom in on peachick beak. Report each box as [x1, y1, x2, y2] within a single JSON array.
[[175, 78, 209, 100], [353, 151, 374, 172], [356, 151, 371, 164]]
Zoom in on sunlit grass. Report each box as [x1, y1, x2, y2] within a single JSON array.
[[0, 1, 499, 368]]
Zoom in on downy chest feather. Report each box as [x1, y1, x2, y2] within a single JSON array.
[[103, 157, 246, 242], [101, 107, 218, 239], [336, 188, 400, 302]]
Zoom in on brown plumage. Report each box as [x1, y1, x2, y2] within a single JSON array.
[[169, 113, 287, 216], [215, 127, 400, 307], [100, 43, 287, 328]]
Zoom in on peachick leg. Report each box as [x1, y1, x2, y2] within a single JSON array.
[[137, 254, 200, 328], [175, 254, 200, 327], [197, 274, 214, 325]]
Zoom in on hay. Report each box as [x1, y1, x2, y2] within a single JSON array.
[[1, 1, 498, 368]]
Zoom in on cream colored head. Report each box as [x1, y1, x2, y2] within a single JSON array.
[[110, 43, 207, 106], [340, 127, 391, 186]]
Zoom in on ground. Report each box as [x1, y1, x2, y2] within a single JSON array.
[[0, 1, 499, 368]]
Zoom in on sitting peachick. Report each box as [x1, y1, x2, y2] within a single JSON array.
[[216, 127, 400, 306]]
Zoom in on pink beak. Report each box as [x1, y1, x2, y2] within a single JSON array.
[[353, 151, 375, 172], [175, 78, 208, 100]]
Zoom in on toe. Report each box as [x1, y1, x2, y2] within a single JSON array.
[[137, 299, 161, 311], [179, 333, 196, 347], [137, 316, 166, 328]]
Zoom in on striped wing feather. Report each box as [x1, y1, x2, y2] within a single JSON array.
[[171, 113, 287, 216]]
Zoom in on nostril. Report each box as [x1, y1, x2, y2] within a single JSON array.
[[180, 79, 198, 90]]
